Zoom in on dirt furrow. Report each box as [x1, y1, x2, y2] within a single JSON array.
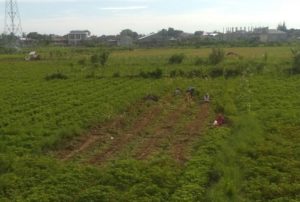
[[170, 103, 210, 164], [56, 97, 167, 161], [89, 105, 162, 164], [55, 95, 211, 166], [134, 101, 189, 160]]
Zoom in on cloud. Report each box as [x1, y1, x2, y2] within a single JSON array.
[[99, 6, 148, 10]]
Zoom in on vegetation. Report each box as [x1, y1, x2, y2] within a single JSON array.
[[0, 46, 299, 201], [90, 50, 110, 66], [139, 68, 163, 78], [168, 53, 185, 64], [45, 72, 68, 80], [209, 48, 225, 65], [291, 48, 300, 73]]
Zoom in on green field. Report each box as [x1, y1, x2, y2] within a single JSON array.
[[0, 47, 299, 201]]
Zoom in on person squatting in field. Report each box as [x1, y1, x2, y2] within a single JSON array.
[[213, 113, 225, 126], [185, 86, 195, 102], [204, 93, 210, 103]]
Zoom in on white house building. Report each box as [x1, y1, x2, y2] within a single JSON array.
[[68, 30, 91, 45]]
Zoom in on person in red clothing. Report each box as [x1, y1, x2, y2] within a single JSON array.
[[213, 113, 225, 126]]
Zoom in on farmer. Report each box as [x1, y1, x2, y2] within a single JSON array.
[[213, 113, 225, 126], [174, 87, 182, 96], [204, 93, 210, 103], [185, 86, 195, 102]]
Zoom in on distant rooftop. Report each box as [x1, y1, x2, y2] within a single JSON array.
[[268, 29, 286, 34], [69, 30, 91, 35], [138, 33, 157, 40]]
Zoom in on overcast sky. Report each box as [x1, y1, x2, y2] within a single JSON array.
[[1, 0, 299, 35]]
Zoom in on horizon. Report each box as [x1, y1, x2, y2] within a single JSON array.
[[1, 0, 300, 35]]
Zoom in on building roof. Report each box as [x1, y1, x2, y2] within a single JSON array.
[[138, 33, 157, 40], [69, 30, 91, 35], [268, 29, 286, 34]]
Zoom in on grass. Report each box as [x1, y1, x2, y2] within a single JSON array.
[[0, 46, 299, 201]]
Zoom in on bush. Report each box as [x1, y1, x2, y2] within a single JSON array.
[[90, 51, 110, 66], [0, 46, 18, 54], [209, 66, 224, 78], [209, 48, 225, 65], [224, 67, 241, 78], [168, 54, 185, 64], [113, 72, 120, 78], [169, 69, 185, 78], [291, 49, 300, 74], [187, 70, 203, 78], [195, 57, 208, 66], [45, 72, 68, 80], [139, 68, 163, 79], [78, 58, 86, 66], [170, 70, 177, 78], [90, 54, 98, 64], [99, 51, 110, 66]]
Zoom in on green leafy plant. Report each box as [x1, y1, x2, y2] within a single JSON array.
[[45, 72, 68, 80], [209, 48, 225, 65], [291, 48, 300, 73], [168, 53, 185, 64]]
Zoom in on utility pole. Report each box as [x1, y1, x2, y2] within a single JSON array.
[[3, 0, 23, 47]]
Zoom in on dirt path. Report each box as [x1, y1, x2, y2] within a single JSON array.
[[170, 103, 210, 164], [55, 95, 211, 166], [56, 107, 131, 161], [133, 100, 189, 160], [56, 96, 170, 162], [89, 104, 163, 164]]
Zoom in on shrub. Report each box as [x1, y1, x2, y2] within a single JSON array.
[[209, 66, 224, 78], [90, 54, 98, 64], [224, 67, 241, 78], [99, 51, 110, 66], [0, 46, 18, 54], [113, 72, 120, 78], [169, 69, 185, 78], [209, 48, 225, 65], [150, 68, 163, 78], [78, 58, 86, 66], [168, 54, 185, 64], [187, 70, 203, 78], [45, 72, 68, 81], [178, 69, 185, 77], [291, 48, 300, 74], [90, 51, 110, 66], [170, 70, 177, 78], [195, 57, 207, 66], [139, 68, 163, 79]]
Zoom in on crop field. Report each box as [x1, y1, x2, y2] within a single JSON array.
[[0, 46, 299, 201]]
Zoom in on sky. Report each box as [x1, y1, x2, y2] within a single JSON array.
[[0, 0, 300, 35]]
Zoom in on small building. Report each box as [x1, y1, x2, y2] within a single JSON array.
[[259, 29, 287, 42], [137, 33, 165, 46], [51, 35, 67, 46], [68, 30, 91, 45], [118, 35, 133, 47]]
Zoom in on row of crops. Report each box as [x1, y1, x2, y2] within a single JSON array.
[[0, 76, 172, 154]]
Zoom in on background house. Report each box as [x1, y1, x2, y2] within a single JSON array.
[[68, 30, 91, 45], [257, 29, 287, 43]]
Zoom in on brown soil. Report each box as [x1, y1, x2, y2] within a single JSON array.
[[57, 98, 163, 161], [134, 101, 189, 160], [170, 103, 210, 164], [56, 95, 211, 166], [89, 104, 162, 164]]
